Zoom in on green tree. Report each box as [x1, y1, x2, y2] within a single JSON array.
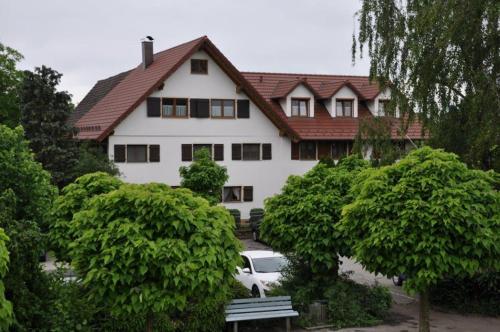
[[0, 125, 57, 331], [179, 148, 228, 204], [0, 227, 13, 331], [20, 65, 79, 187], [353, 0, 500, 171], [0, 43, 23, 128], [261, 155, 370, 281], [339, 147, 500, 332], [71, 142, 120, 180], [68, 183, 241, 332], [50, 172, 123, 262]]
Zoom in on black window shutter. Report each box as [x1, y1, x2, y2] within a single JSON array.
[[214, 144, 224, 161], [243, 186, 253, 202], [262, 144, 272, 160], [114, 145, 126, 162], [237, 100, 250, 118], [181, 144, 193, 161], [232, 144, 242, 160], [147, 97, 161, 117], [149, 145, 160, 162], [197, 99, 210, 118], [190, 99, 198, 117], [291, 142, 300, 160]]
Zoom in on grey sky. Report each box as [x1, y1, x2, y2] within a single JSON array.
[[0, 0, 369, 104]]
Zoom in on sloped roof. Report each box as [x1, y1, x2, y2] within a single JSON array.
[[68, 70, 131, 126], [74, 37, 425, 142]]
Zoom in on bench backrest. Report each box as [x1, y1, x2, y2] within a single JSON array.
[[225, 296, 293, 315]]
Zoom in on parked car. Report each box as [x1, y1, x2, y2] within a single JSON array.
[[235, 250, 288, 298]]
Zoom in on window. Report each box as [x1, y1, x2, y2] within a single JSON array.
[[299, 141, 317, 160], [191, 59, 208, 74], [242, 144, 260, 160], [378, 100, 389, 116], [162, 98, 188, 118], [291, 98, 309, 117], [223, 186, 241, 202], [211, 99, 235, 118], [332, 141, 352, 159], [336, 99, 353, 117], [114, 144, 160, 163], [127, 145, 147, 162], [222, 186, 253, 202], [181, 144, 224, 161]]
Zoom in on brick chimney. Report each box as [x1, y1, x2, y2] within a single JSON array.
[[142, 37, 154, 69]]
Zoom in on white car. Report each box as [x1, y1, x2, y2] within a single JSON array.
[[235, 250, 288, 298]]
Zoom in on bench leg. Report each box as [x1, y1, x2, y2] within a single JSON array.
[[233, 321, 238, 332], [286, 317, 291, 332]]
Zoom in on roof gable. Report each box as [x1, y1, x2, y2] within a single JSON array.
[[270, 79, 318, 99]]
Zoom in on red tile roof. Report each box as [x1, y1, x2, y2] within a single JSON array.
[[74, 37, 425, 141]]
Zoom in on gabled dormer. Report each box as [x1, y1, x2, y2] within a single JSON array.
[[366, 88, 399, 117], [317, 81, 361, 118], [271, 79, 316, 117]]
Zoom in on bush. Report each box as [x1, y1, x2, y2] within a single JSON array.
[[430, 272, 500, 316]]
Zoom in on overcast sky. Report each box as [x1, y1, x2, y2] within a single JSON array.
[[0, 0, 369, 104]]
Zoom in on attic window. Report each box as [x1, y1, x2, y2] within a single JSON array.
[[336, 100, 353, 117], [291, 98, 309, 117], [378, 100, 389, 116], [191, 59, 208, 74]]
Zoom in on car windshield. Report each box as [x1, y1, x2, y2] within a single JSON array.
[[251, 256, 287, 273]]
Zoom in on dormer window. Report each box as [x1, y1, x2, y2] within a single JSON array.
[[291, 98, 309, 117], [378, 100, 389, 116], [336, 100, 353, 117], [191, 59, 208, 74]]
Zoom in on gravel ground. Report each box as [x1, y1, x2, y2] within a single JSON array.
[[240, 239, 500, 332]]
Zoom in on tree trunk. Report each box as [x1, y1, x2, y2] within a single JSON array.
[[146, 313, 154, 332], [419, 288, 430, 332]]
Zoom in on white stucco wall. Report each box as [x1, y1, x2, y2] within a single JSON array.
[[327, 86, 359, 117], [280, 84, 315, 117], [108, 50, 317, 218]]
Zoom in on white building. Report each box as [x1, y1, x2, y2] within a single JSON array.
[[72, 36, 424, 218]]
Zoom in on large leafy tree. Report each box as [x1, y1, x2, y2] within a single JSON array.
[[0, 43, 23, 128], [261, 155, 370, 281], [67, 183, 241, 332], [179, 148, 228, 205], [353, 0, 500, 171], [0, 228, 13, 331], [50, 172, 123, 262], [0, 125, 57, 330], [339, 147, 499, 332], [20, 65, 79, 187]]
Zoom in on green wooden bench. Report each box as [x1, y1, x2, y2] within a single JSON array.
[[225, 296, 299, 332]]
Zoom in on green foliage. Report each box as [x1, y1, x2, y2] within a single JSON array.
[[0, 43, 23, 128], [20, 65, 79, 187], [354, 117, 412, 166], [268, 261, 391, 329], [50, 172, 123, 261], [261, 155, 370, 279], [353, 0, 500, 171], [68, 183, 242, 329], [0, 228, 13, 331], [430, 272, 500, 316], [71, 141, 120, 180], [340, 147, 500, 294], [179, 148, 228, 205], [0, 125, 57, 331]]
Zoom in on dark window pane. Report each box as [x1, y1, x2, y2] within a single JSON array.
[[191, 59, 208, 74], [300, 142, 316, 160], [223, 186, 241, 202], [237, 100, 250, 118], [232, 144, 242, 160], [214, 144, 224, 161], [262, 144, 272, 160], [162, 98, 174, 117], [149, 145, 160, 162], [291, 142, 300, 160], [243, 186, 253, 202], [114, 145, 126, 162], [332, 141, 348, 159], [147, 97, 161, 117], [181, 144, 193, 161], [127, 145, 147, 162], [243, 144, 260, 160]]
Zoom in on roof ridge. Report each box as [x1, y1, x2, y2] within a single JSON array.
[[241, 71, 371, 79], [153, 35, 207, 58]]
